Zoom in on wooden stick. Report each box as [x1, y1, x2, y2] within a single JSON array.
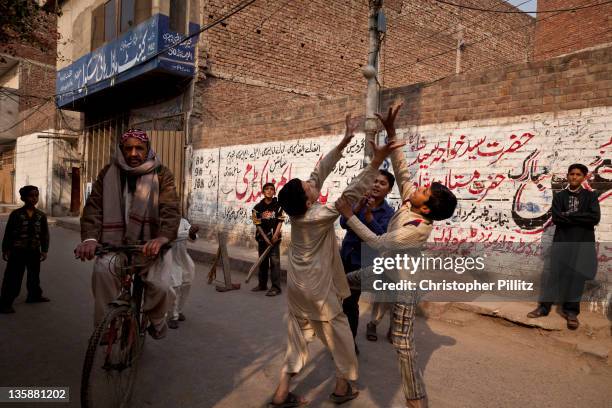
[[207, 245, 222, 284], [219, 233, 233, 289], [245, 243, 274, 283]]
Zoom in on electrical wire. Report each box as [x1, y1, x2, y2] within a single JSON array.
[[432, 0, 612, 14], [14, 0, 606, 139], [413, 0, 535, 50], [380, 0, 575, 77], [383, 0, 608, 79], [2, 1, 259, 135], [0, 99, 53, 134], [204, 0, 601, 134], [201, 0, 534, 112], [54, 0, 258, 101]]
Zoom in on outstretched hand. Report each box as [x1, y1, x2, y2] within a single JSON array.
[[338, 113, 360, 150], [335, 195, 354, 219], [370, 139, 406, 168], [375, 103, 403, 139]]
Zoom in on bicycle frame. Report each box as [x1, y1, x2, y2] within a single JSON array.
[[81, 243, 172, 408], [110, 251, 146, 320]]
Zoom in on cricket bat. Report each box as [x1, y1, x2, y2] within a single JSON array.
[[245, 243, 274, 283]]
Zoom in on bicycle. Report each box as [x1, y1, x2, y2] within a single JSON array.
[[80, 243, 169, 408]]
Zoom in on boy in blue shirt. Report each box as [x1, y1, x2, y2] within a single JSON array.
[[340, 170, 395, 353]]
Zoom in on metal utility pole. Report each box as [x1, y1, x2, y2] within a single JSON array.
[[455, 24, 465, 74], [363, 0, 384, 163]]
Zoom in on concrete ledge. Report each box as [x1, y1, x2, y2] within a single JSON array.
[[444, 300, 612, 363], [451, 300, 566, 330]]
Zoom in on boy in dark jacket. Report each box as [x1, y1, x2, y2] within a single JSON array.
[[1, 185, 50, 313], [527, 164, 601, 330], [251, 182, 285, 296]]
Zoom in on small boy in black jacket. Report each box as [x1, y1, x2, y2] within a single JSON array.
[[251, 183, 285, 296], [528, 164, 600, 330], [1, 185, 50, 314]]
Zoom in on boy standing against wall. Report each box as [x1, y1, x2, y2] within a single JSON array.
[[527, 163, 600, 330], [1, 186, 50, 314], [252, 183, 285, 297]]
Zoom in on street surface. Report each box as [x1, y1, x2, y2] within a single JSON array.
[[0, 224, 611, 408]]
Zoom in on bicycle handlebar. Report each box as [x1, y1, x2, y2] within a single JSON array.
[[94, 243, 173, 256]]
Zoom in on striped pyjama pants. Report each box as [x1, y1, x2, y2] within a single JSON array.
[[391, 302, 426, 400]]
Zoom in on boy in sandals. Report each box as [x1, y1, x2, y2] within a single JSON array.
[[269, 114, 405, 407]]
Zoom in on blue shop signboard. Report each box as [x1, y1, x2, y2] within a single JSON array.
[[56, 14, 199, 108]]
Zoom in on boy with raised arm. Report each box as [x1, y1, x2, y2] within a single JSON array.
[[269, 114, 404, 407], [336, 105, 457, 408]]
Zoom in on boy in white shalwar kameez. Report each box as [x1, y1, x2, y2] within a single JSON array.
[[168, 218, 199, 329], [269, 114, 405, 408]]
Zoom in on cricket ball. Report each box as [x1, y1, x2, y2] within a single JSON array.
[[362, 65, 377, 79]]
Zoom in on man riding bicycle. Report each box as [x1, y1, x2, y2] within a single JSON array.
[[74, 128, 181, 340]]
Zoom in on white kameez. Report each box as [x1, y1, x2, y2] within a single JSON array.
[[169, 218, 196, 320], [282, 147, 379, 379], [169, 218, 196, 287]]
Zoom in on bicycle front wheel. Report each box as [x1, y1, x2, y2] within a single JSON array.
[[81, 305, 143, 408]]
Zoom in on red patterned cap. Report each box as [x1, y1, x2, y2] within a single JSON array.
[[120, 128, 149, 144]]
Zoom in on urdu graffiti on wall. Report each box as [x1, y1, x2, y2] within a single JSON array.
[[189, 109, 611, 249], [190, 136, 366, 228]]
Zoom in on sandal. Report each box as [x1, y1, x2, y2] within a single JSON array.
[[266, 288, 281, 297], [366, 322, 377, 341], [329, 383, 359, 405], [269, 392, 307, 408]]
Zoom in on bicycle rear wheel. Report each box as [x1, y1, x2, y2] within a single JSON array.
[[81, 305, 143, 408]]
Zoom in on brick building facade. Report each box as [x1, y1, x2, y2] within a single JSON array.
[[0, 8, 79, 213], [193, 0, 535, 147], [534, 0, 612, 61], [0, 8, 57, 210]]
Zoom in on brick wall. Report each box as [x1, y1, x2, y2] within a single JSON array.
[[194, 46, 611, 149], [186, 45, 612, 290], [0, 9, 58, 137], [18, 62, 58, 136], [193, 0, 534, 143], [534, 0, 612, 61]]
